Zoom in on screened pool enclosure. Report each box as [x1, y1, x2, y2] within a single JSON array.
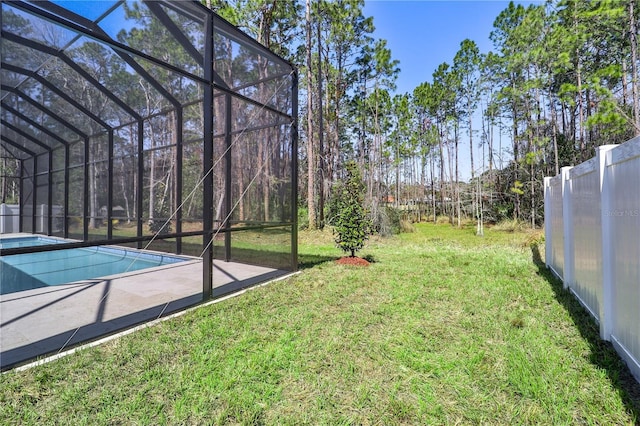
[[0, 1, 299, 298]]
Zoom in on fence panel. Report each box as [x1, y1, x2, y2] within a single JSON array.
[[0, 203, 20, 234], [569, 159, 602, 321], [545, 175, 564, 279], [608, 144, 640, 365], [545, 137, 640, 383]]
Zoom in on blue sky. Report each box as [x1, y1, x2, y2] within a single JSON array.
[[363, 0, 539, 95], [362, 0, 540, 179]]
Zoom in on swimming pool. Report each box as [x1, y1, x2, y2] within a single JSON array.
[[0, 235, 65, 249], [0, 236, 189, 295]]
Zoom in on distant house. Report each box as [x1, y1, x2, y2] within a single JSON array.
[[382, 195, 395, 205], [99, 205, 126, 219]]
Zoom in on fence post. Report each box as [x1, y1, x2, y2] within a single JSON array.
[[38, 204, 47, 234], [598, 145, 616, 341], [561, 166, 574, 290], [0, 203, 6, 234], [543, 177, 552, 267]]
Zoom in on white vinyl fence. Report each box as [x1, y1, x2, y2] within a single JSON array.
[[544, 136, 640, 381], [0, 203, 20, 234], [0, 203, 63, 234]]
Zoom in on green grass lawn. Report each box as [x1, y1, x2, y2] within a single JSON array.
[[2, 223, 640, 424]]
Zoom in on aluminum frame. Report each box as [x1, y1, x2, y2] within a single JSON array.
[[1, 0, 299, 300]]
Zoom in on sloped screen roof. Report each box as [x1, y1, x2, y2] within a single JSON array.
[[0, 1, 298, 280], [1, 0, 295, 159]]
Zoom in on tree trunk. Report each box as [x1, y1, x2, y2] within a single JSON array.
[[630, 0, 640, 134], [317, 17, 325, 228], [1, 157, 5, 203], [89, 161, 97, 229], [142, 84, 156, 227], [623, 58, 629, 106], [305, 0, 316, 229], [487, 100, 494, 172], [430, 152, 436, 223], [530, 161, 535, 229], [454, 122, 460, 228], [263, 132, 271, 222], [468, 99, 474, 180], [550, 91, 559, 175], [120, 163, 131, 224], [438, 124, 445, 220], [395, 136, 400, 209], [512, 101, 520, 220], [447, 130, 455, 225], [131, 124, 137, 221], [576, 69, 585, 160]]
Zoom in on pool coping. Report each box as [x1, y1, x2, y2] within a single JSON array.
[[8, 271, 299, 373], [1, 233, 199, 293], [1, 236, 291, 370]]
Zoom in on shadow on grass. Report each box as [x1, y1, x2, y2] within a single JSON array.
[[531, 244, 640, 418], [297, 253, 340, 269], [113, 230, 338, 270]]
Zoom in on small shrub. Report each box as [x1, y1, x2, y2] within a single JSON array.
[[330, 161, 373, 257], [493, 218, 526, 232], [385, 207, 402, 235], [362, 253, 377, 263], [489, 202, 514, 222], [523, 230, 545, 248], [436, 215, 451, 224], [373, 206, 401, 236], [297, 206, 309, 230], [149, 219, 171, 235], [400, 219, 415, 233]]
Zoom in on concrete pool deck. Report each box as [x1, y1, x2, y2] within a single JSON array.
[[1, 258, 288, 370]]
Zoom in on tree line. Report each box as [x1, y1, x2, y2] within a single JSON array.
[[4, 1, 636, 233], [207, 0, 640, 231], [2, 2, 296, 237]]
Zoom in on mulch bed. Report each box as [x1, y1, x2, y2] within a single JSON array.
[[336, 256, 370, 266]]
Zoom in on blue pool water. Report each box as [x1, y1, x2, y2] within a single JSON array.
[[0, 236, 188, 295], [0, 236, 64, 249]]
